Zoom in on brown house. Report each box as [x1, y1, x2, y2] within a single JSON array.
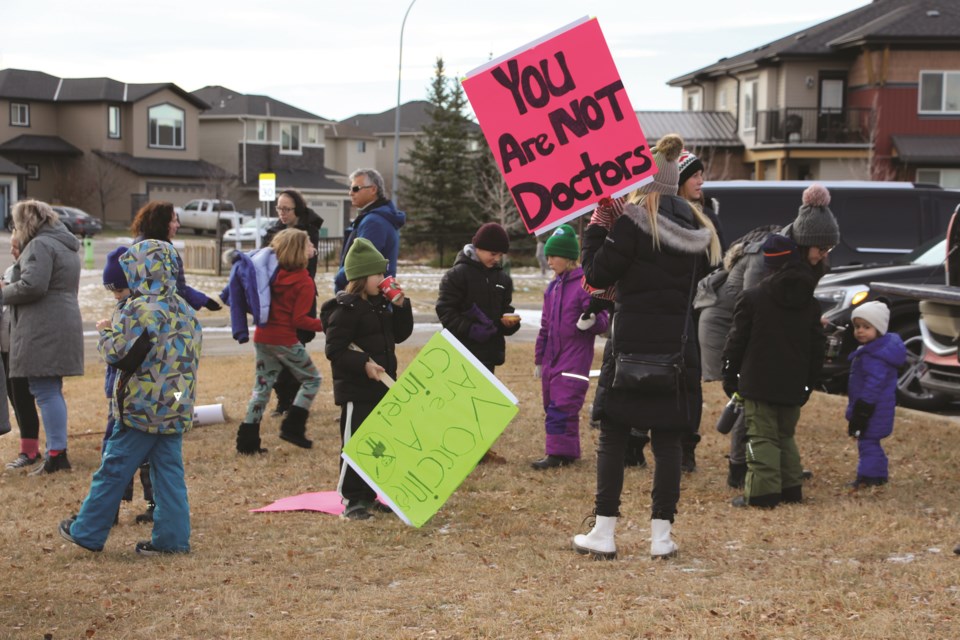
[[192, 85, 352, 236], [667, 0, 960, 183], [0, 68, 230, 226]]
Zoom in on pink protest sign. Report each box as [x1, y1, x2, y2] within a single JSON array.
[[463, 17, 655, 235]]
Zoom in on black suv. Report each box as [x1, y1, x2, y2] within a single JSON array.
[[815, 236, 950, 410]]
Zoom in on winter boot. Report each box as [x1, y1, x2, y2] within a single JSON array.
[[278, 406, 312, 449], [29, 451, 71, 476], [781, 485, 803, 504], [236, 422, 267, 455], [135, 502, 156, 524], [531, 455, 574, 470], [680, 433, 700, 473], [650, 519, 679, 559], [572, 514, 617, 560], [727, 461, 747, 489]]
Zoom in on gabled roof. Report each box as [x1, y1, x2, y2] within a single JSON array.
[[636, 111, 741, 148], [324, 121, 378, 140], [248, 168, 348, 192], [94, 151, 231, 179], [0, 134, 83, 156], [341, 100, 436, 135], [0, 69, 208, 109], [669, 0, 960, 86], [0, 157, 28, 175], [191, 86, 329, 122]]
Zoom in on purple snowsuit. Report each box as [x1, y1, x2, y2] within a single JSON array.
[[845, 332, 906, 479], [535, 266, 609, 459]]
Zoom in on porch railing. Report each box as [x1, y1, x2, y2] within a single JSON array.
[[754, 107, 872, 145]]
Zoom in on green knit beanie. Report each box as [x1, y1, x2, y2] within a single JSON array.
[[344, 237, 389, 281], [543, 224, 579, 260]]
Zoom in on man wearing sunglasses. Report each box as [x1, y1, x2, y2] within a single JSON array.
[[334, 169, 406, 292]]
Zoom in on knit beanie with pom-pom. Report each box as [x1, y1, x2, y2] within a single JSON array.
[[641, 134, 684, 196], [789, 183, 840, 248]]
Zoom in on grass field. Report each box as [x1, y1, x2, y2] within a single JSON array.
[[1, 342, 959, 639]]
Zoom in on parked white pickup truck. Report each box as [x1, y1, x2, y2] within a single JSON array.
[[175, 199, 249, 235]]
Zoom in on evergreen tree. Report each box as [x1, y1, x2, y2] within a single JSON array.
[[401, 57, 480, 259]]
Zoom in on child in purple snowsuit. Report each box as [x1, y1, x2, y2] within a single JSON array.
[[533, 225, 608, 470], [846, 301, 906, 489]]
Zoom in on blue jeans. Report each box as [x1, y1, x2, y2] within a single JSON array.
[[28, 376, 67, 452], [70, 426, 190, 552]]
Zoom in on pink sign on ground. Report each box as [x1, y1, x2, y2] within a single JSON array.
[[250, 492, 391, 516], [463, 17, 656, 236]]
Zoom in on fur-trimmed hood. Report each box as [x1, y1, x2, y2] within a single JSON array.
[[623, 195, 712, 255], [722, 225, 782, 271]]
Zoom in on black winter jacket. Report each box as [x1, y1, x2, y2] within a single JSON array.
[[583, 195, 713, 432], [264, 208, 324, 343], [320, 292, 413, 406], [436, 245, 519, 367], [722, 263, 825, 406]]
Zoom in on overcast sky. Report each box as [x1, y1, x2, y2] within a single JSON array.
[[2, 0, 868, 121]]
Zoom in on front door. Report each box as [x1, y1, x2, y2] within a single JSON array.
[[818, 75, 846, 142]]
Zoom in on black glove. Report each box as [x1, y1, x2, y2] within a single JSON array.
[[848, 399, 874, 438], [204, 299, 222, 311], [800, 386, 813, 406], [721, 360, 739, 398]]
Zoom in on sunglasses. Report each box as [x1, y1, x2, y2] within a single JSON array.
[[350, 185, 374, 193]]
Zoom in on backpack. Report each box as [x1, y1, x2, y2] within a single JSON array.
[[693, 268, 729, 310]]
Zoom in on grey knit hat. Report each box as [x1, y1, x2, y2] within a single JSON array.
[[789, 183, 840, 247], [641, 134, 684, 196]]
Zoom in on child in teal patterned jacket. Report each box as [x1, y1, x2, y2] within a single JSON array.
[[59, 239, 202, 555]]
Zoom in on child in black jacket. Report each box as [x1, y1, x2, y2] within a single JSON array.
[[319, 238, 413, 521]]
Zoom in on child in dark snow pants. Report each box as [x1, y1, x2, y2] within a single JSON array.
[[845, 301, 906, 489], [532, 224, 608, 470]]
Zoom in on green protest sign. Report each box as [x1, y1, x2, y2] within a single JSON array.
[[341, 329, 519, 527]]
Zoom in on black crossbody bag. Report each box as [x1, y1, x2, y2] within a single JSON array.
[[612, 256, 698, 395]]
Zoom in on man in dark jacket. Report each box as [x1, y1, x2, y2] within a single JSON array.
[[722, 235, 825, 508], [334, 169, 406, 293]]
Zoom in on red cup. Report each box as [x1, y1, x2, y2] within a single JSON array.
[[378, 276, 403, 303]]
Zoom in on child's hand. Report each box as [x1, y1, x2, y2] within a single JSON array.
[[96, 319, 111, 331], [390, 292, 405, 307], [576, 313, 597, 331], [365, 360, 386, 382]]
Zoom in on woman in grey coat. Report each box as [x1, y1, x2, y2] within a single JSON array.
[[1, 200, 83, 474]]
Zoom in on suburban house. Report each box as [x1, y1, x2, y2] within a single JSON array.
[[337, 100, 436, 207], [0, 68, 229, 226], [191, 85, 351, 236], [667, 0, 960, 183]]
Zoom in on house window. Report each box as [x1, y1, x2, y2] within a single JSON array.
[[148, 103, 185, 149], [304, 124, 318, 145], [743, 79, 758, 131], [719, 89, 728, 110], [254, 120, 267, 141], [920, 71, 960, 113], [357, 140, 367, 153], [25, 164, 39, 180], [10, 103, 29, 127], [280, 123, 301, 153], [686, 89, 702, 112], [917, 168, 960, 188], [108, 105, 121, 139], [379, 138, 386, 150]]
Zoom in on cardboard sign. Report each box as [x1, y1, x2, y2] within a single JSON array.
[[341, 330, 519, 527], [463, 17, 655, 235]]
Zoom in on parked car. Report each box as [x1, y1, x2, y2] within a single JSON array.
[[51, 206, 103, 237], [222, 217, 278, 243], [704, 180, 958, 266], [815, 236, 953, 410], [175, 199, 249, 235]]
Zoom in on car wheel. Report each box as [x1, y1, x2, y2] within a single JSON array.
[[896, 330, 951, 411]]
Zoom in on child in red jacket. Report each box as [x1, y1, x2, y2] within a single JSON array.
[[236, 229, 323, 454]]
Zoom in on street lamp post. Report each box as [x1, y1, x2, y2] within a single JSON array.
[[392, 0, 417, 203]]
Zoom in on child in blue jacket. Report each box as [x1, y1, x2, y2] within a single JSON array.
[[846, 301, 906, 489]]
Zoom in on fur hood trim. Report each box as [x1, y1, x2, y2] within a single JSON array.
[[623, 201, 713, 254]]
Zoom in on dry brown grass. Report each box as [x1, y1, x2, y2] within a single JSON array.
[[1, 343, 959, 639]]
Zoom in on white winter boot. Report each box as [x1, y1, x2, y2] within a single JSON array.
[[572, 515, 617, 560], [650, 518, 678, 559]]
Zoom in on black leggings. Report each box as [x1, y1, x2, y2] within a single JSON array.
[[2, 352, 39, 440], [595, 425, 682, 521]]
